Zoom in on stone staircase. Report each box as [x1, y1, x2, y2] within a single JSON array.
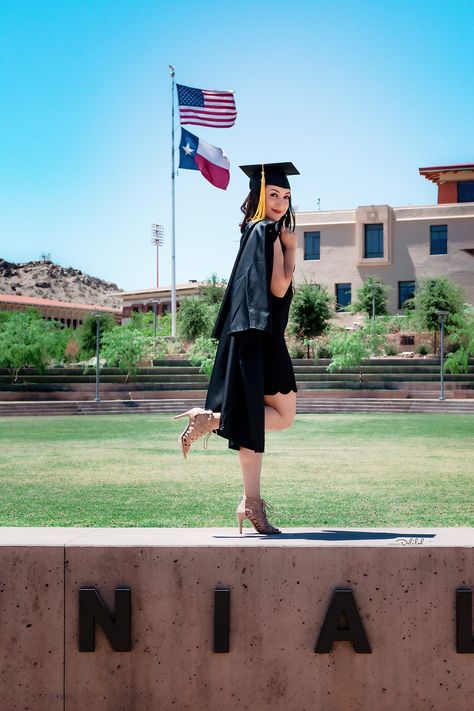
[[1, 396, 474, 417], [0, 358, 473, 415]]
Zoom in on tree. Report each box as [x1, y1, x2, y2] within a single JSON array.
[[177, 297, 212, 341], [201, 273, 228, 305], [444, 309, 474, 374], [0, 308, 59, 382], [288, 282, 332, 358], [326, 317, 389, 380], [351, 276, 391, 316], [404, 276, 466, 354], [100, 328, 154, 382], [129, 310, 171, 337], [79, 313, 117, 356]]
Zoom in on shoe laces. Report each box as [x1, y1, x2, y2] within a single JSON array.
[[202, 430, 215, 449]]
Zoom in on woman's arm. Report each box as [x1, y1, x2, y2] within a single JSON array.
[[270, 230, 296, 298]]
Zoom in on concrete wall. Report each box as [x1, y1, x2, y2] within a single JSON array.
[[295, 202, 474, 313], [0, 527, 473, 710]]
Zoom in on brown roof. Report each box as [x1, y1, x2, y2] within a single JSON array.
[[0, 293, 119, 312], [419, 163, 474, 184]]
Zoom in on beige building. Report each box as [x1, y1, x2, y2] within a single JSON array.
[[114, 163, 473, 324], [294, 163, 474, 319], [117, 280, 208, 324], [0, 293, 120, 327]]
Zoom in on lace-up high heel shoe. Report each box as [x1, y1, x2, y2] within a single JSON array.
[[236, 496, 281, 535], [173, 407, 220, 459]]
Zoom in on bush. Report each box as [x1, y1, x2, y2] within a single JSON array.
[[326, 317, 390, 375], [416, 343, 429, 355], [96, 328, 154, 382], [79, 313, 117, 357], [0, 308, 61, 382], [153, 337, 186, 359], [188, 336, 218, 377], [315, 342, 332, 359], [385, 343, 398, 356], [351, 276, 391, 316], [288, 282, 332, 357], [177, 298, 213, 341], [288, 340, 305, 358]]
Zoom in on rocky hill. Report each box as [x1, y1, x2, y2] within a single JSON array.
[[0, 258, 124, 309]]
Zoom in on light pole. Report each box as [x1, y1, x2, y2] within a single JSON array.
[[149, 299, 161, 339], [435, 309, 449, 401], [367, 283, 377, 358], [92, 312, 102, 403], [368, 283, 376, 321], [151, 224, 165, 289]]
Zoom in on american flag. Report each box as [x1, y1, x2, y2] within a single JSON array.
[[176, 83, 237, 128]]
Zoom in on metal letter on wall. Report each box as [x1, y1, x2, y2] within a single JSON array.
[[456, 587, 474, 653], [79, 587, 132, 652], [315, 588, 371, 653], [214, 587, 230, 653]]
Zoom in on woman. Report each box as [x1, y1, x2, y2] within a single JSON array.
[[173, 162, 299, 535]]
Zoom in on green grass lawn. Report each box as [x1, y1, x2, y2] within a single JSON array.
[[0, 413, 472, 527]]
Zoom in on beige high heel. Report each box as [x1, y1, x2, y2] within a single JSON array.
[[173, 407, 220, 459], [236, 496, 281, 535]]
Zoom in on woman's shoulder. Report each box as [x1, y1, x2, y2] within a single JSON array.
[[242, 219, 279, 242]]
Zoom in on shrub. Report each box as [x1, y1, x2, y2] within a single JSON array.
[[351, 276, 391, 316], [315, 343, 332, 359], [288, 282, 332, 357], [288, 340, 305, 359], [416, 343, 429, 355], [385, 343, 398, 356], [188, 336, 218, 377]]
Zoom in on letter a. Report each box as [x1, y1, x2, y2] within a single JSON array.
[[315, 588, 371, 653]]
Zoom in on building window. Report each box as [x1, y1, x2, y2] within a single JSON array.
[[304, 231, 320, 260], [364, 224, 384, 258], [458, 181, 474, 202], [335, 283, 351, 311], [430, 225, 447, 254], [398, 281, 416, 310]]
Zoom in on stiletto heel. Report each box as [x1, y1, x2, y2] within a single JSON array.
[[237, 511, 245, 534], [172, 407, 220, 459], [173, 409, 194, 420]]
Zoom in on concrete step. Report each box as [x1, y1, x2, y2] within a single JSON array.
[[1, 398, 474, 417]]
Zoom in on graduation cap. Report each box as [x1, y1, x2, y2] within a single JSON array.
[[239, 162, 299, 222]]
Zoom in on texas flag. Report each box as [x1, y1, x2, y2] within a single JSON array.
[[178, 127, 230, 190]]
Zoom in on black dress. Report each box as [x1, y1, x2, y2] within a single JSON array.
[[262, 283, 298, 396], [204, 219, 297, 453]]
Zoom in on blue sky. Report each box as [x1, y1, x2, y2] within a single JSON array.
[[1, 0, 472, 293]]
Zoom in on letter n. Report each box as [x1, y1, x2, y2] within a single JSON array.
[[79, 587, 132, 652], [315, 588, 371, 653], [456, 587, 474, 653]]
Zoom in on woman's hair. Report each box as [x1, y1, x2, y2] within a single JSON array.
[[239, 186, 296, 234]]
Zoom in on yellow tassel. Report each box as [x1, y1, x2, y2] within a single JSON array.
[[250, 163, 266, 222]]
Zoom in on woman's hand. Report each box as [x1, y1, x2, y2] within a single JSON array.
[[279, 226, 297, 251]]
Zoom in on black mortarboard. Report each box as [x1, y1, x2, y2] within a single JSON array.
[[240, 162, 299, 191], [239, 162, 299, 221]]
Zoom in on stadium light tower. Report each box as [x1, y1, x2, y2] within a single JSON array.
[[151, 224, 165, 288]]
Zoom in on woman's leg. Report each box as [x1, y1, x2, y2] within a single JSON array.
[[238, 390, 297, 498], [205, 389, 297, 438], [201, 391, 296, 498]]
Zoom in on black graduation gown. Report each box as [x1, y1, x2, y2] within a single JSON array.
[[204, 218, 280, 453]]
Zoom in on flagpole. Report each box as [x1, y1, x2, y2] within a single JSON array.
[[168, 64, 177, 337]]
